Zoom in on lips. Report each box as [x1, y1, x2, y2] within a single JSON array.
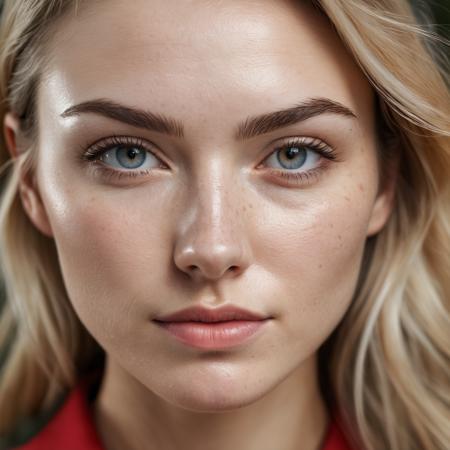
[[154, 320, 270, 350], [153, 305, 272, 350], [153, 304, 269, 323]]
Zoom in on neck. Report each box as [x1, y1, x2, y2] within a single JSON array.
[[93, 355, 329, 450]]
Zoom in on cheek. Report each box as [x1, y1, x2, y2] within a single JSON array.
[[257, 189, 373, 351], [41, 182, 173, 336]]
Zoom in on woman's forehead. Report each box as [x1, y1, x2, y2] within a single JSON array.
[[40, 0, 374, 133]]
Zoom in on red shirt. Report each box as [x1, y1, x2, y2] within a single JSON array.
[[14, 376, 353, 450]]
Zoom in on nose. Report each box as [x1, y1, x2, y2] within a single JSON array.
[[173, 171, 252, 283]]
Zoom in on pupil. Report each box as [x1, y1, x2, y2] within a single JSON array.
[[127, 148, 139, 159], [286, 147, 300, 159]]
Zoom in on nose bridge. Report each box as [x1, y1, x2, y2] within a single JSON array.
[[197, 162, 235, 234], [173, 159, 251, 282]]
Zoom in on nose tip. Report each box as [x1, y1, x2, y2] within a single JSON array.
[[174, 243, 248, 282]]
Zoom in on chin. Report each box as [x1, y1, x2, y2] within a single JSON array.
[[149, 370, 276, 413], [164, 385, 270, 413]]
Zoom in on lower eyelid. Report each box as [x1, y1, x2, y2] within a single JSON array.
[[89, 164, 158, 182], [262, 165, 326, 187]]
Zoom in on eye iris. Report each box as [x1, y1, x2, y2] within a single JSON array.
[[277, 146, 307, 169], [115, 146, 146, 169]]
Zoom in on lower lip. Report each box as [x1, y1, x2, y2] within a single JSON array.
[[154, 320, 269, 350]]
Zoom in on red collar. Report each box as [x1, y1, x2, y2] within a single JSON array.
[[322, 413, 354, 450], [15, 377, 353, 450], [14, 374, 104, 450]]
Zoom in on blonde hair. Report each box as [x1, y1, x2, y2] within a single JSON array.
[[0, 1, 449, 449]]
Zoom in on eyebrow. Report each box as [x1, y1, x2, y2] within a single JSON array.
[[60, 97, 356, 140]]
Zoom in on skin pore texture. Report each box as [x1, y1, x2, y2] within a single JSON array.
[[5, 0, 396, 449]]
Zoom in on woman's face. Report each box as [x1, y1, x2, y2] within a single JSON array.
[[19, 0, 392, 409]]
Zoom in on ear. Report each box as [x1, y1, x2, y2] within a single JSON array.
[[366, 160, 398, 237], [4, 112, 54, 238]]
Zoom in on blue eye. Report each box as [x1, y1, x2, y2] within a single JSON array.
[[276, 146, 307, 169], [265, 143, 321, 172], [83, 136, 165, 173], [102, 146, 148, 169]]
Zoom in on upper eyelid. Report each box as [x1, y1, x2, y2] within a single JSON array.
[[268, 135, 332, 151], [264, 136, 338, 161], [83, 135, 165, 162], [87, 135, 154, 152]]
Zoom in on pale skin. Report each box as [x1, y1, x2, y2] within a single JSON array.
[[4, 1, 397, 449]]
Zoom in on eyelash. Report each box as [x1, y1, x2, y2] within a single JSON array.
[[80, 135, 339, 185]]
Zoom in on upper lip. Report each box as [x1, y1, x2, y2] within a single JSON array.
[[153, 305, 270, 323]]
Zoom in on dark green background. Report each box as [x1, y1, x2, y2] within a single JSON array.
[[426, 0, 450, 39]]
